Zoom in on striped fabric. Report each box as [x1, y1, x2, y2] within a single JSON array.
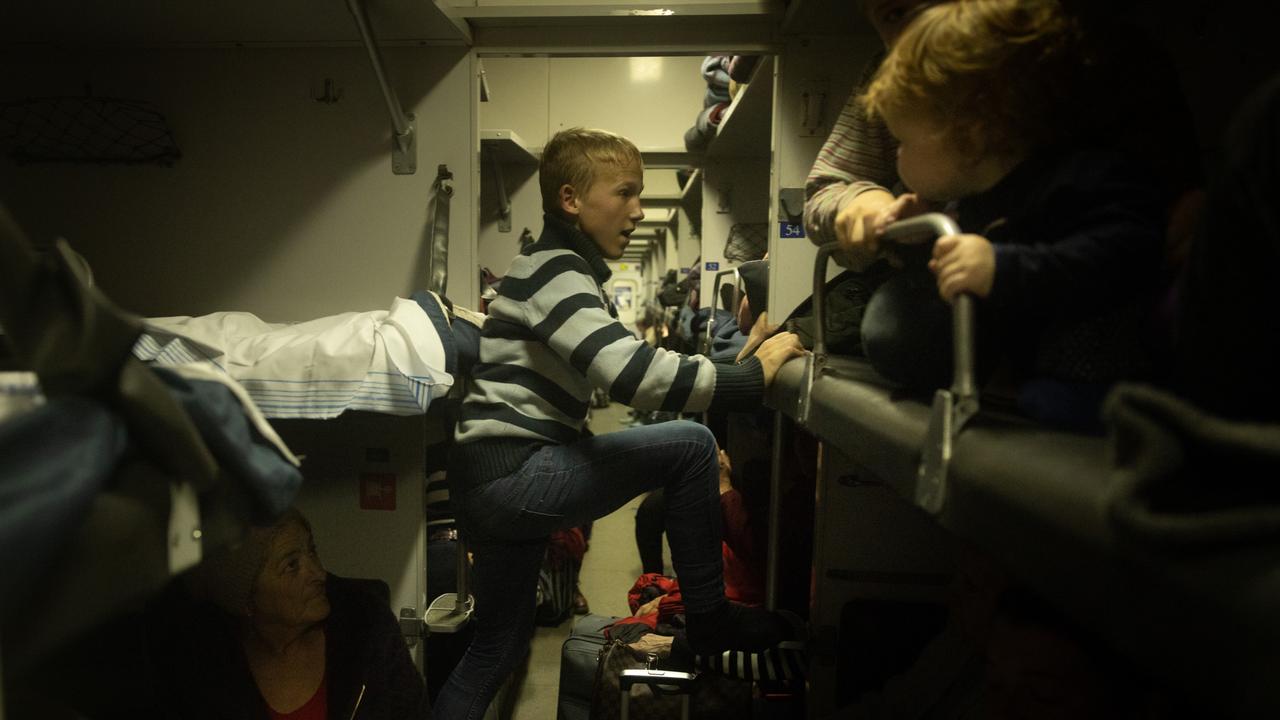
[[696, 640, 807, 689], [455, 215, 759, 449], [803, 49, 900, 250], [425, 469, 453, 528]]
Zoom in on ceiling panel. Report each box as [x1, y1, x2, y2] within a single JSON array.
[[2, 0, 465, 46]]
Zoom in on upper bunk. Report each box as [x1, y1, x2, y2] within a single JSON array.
[[765, 246, 1280, 717]]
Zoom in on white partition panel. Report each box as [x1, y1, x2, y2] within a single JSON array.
[[769, 37, 878, 322], [0, 46, 477, 321]]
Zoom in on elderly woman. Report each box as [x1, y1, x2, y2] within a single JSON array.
[[147, 508, 429, 719]]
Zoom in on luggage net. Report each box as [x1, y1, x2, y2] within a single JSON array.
[[0, 96, 181, 166]]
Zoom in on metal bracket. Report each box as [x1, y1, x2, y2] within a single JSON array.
[[478, 59, 491, 102], [705, 267, 740, 352], [346, 0, 417, 175], [489, 150, 511, 232], [716, 183, 732, 214], [915, 296, 979, 513], [797, 79, 829, 137], [799, 242, 839, 425], [779, 187, 805, 224], [392, 115, 416, 175], [424, 535, 474, 633], [399, 607, 422, 647], [167, 480, 202, 575]]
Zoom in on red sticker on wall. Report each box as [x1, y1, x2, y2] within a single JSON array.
[[359, 473, 397, 511]]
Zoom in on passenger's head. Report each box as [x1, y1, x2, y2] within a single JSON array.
[[192, 508, 331, 629], [863, 0, 1086, 200], [540, 127, 645, 260], [862, 0, 943, 46]]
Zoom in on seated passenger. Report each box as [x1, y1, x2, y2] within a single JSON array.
[[805, 0, 942, 271], [147, 508, 429, 719], [634, 447, 765, 605], [858, 0, 1167, 428], [437, 127, 805, 719]]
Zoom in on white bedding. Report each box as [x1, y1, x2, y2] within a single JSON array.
[[133, 296, 454, 419]]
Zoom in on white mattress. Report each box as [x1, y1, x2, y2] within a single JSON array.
[[134, 295, 454, 419]]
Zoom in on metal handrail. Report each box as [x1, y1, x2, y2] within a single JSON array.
[[346, 0, 417, 173], [704, 267, 741, 352], [880, 214, 977, 405], [801, 212, 979, 513], [797, 242, 838, 426]]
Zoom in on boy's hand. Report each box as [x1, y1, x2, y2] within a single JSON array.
[[755, 331, 806, 387], [735, 311, 779, 364], [929, 234, 995, 301]]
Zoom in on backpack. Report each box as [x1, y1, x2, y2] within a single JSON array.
[[784, 261, 897, 355]]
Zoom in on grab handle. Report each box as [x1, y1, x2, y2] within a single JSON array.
[[704, 267, 741, 353], [801, 213, 979, 513]]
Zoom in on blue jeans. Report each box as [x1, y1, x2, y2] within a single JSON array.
[[433, 420, 723, 720]]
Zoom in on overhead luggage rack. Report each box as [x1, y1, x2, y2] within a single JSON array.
[[0, 96, 181, 166], [767, 244, 1280, 716]]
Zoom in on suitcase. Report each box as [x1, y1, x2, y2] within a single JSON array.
[[557, 614, 619, 720], [591, 639, 753, 720], [619, 666, 697, 720]]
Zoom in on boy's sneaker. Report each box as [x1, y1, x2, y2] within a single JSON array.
[[685, 601, 801, 655]]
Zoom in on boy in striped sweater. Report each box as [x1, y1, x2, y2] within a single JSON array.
[[434, 128, 805, 719]]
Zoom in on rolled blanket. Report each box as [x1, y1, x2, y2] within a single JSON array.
[[1106, 382, 1280, 547]]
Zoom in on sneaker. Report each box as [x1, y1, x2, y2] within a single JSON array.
[[686, 601, 796, 655]]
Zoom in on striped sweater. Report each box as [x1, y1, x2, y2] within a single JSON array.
[[453, 214, 764, 486], [803, 49, 899, 262]]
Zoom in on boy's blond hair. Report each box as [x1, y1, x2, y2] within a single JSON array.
[[862, 0, 1086, 159], [539, 128, 643, 216]]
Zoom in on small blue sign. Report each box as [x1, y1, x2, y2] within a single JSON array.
[[780, 222, 805, 238], [705, 261, 720, 271]]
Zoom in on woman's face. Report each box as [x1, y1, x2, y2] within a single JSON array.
[[251, 522, 331, 629]]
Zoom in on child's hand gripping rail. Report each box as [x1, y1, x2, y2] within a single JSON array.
[[799, 213, 979, 514]]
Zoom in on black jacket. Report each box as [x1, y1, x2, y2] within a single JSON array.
[[148, 574, 429, 720], [956, 146, 1166, 382]]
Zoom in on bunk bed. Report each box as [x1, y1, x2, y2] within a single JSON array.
[[765, 220, 1280, 717], [0, 202, 305, 710], [0, 222, 473, 717], [1, 6, 473, 710]]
